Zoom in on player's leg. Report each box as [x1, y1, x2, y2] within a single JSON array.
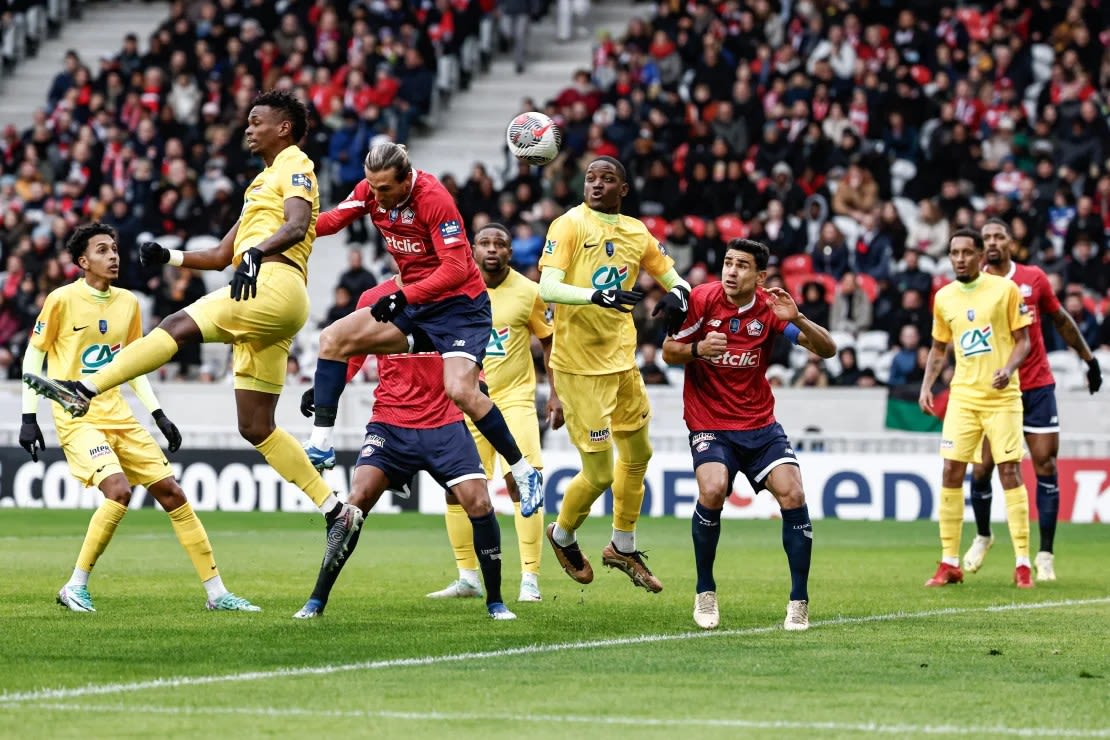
[[763, 462, 811, 631], [429, 490, 484, 599], [986, 405, 1033, 587], [928, 400, 979, 586], [964, 438, 996, 573], [498, 404, 544, 602], [602, 422, 662, 592], [691, 458, 731, 630], [452, 478, 515, 620], [1023, 386, 1061, 580]]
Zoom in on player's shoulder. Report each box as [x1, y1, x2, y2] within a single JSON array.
[[505, 268, 539, 294], [413, 170, 451, 202], [691, 281, 723, 303], [276, 144, 313, 170], [552, 204, 585, 226]]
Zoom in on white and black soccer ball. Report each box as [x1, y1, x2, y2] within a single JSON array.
[[506, 111, 562, 166]]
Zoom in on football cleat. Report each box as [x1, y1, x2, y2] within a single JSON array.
[[323, 503, 364, 571], [925, 561, 964, 587], [56, 584, 95, 612], [293, 598, 325, 619], [487, 601, 517, 620], [304, 443, 336, 471], [25, 374, 90, 417], [1014, 564, 1034, 589], [1034, 551, 1056, 581], [693, 591, 719, 630], [546, 523, 593, 583], [517, 577, 542, 602], [206, 593, 261, 611], [426, 579, 484, 599], [518, 468, 544, 517], [962, 534, 994, 573], [784, 599, 809, 631], [601, 542, 663, 593]]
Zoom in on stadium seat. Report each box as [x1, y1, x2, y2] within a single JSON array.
[[683, 215, 706, 238], [784, 273, 810, 302], [856, 348, 881, 372], [829, 330, 856, 350], [641, 215, 669, 242], [789, 343, 810, 369], [856, 273, 879, 302], [813, 273, 838, 302], [715, 214, 747, 241], [782, 254, 813, 277], [892, 197, 919, 233], [873, 351, 894, 384], [857, 331, 890, 354]]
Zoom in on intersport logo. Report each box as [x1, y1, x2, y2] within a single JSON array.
[[706, 349, 761, 368]]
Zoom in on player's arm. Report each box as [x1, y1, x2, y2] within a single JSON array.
[[317, 182, 370, 237], [539, 334, 563, 428], [994, 325, 1031, 389], [249, 196, 312, 258], [19, 344, 47, 461], [142, 220, 238, 271], [919, 340, 949, 414], [642, 242, 691, 333], [1050, 307, 1102, 393], [537, 218, 644, 310], [127, 376, 182, 452], [765, 286, 836, 358]]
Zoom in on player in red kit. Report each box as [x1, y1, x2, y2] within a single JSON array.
[[294, 278, 515, 621], [662, 239, 835, 632], [303, 142, 544, 520], [964, 219, 1102, 581]]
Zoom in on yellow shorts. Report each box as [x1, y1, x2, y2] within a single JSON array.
[[554, 367, 650, 453], [466, 403, 543, 479], [59, 420, 173, 489], [940, 396, 1024, 464], [184, 262, 309, 393]]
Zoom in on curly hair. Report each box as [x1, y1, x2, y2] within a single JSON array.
[[251, 89, 308, 142], [65, 222, 117, 264]]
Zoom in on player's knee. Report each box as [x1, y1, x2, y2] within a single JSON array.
[[698, 486, 727, 509], [238, 419, 273, 446], [318, 325, 342, 357], [158, 312, 196, 344], [584, 470, 614, 492], [101, 480, 131, 505], [997, 463, 1022, 489], [151, 481, 187, 511], [777, 487, 806, 510], [1034, 456, 1057, 478]]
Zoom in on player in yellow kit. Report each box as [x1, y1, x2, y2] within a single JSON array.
[[24, 91, 364, 566], [427, 223, 564, 603], [539, 156, 692, 592], [919, 228, 1034, 589], [20, 223, 258, 612]]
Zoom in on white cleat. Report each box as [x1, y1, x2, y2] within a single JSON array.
[[962, 534, 994, 573], [517, 578, 542, 602], [1035, 551, 1056, 581], [693, 591, 719, 630], [426, 579, 484, 599], [784, 599, 809, 631]]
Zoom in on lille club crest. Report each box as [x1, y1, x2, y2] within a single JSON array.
[[401, 207, 415, 225], [746, 319, 764, 336]]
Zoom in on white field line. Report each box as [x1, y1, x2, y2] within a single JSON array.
[[0, 597, 1106, 706], [6, 703, 1109, 738]]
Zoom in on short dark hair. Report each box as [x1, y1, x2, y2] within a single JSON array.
[[66, 223, 116, 263], [251, 89, 308, 142], [948, 227, 984, 251], [589, 155, 627, 182], [477, 222, 512, 241], [982, 217, 1012, 237], [725, 238, 770, 270]]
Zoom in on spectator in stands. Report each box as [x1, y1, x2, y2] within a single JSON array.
[[887, 324, 922, 387], [1066, 237, 1106, 296], [832, 164, 879, 222], [393, 48, 436, 144], [853, 208, 894, 281], [907, 199, 950, 260], [811, 221, 852, 279], [1064, 290, 1101, 350], [320, 285, 357, 330], [793, 358, 830, 388], [798, 280, 830, 330], [832, 347, 862, 387], [329, 109, 372, 242], [337, 249, 377, 299], [829, 271, 872, 335]]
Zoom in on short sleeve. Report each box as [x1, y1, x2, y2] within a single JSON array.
[[29, 292, 60, 352], [279, 156, 317, 203], [1007, 282, 1033, 332], [126, 295, 143, 343], [671, 285, 706, 344], [1036, 269, 1061, 315], [539, 215, 578, 273], [527, 290, 553, 340], [931, 295, 952, 344], [640, 235, 675, 278]]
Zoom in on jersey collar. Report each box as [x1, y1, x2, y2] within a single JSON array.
[[732, 293, 757, 314], [1004, 261, 1016, 280]]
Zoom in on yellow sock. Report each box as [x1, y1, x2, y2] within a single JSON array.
[[75, 499, 128, 572], [1004, 485, 1030, 559], [556, 447, 612, 532], [87, 328, 178, 393], [254, 428, 334, 508], [513, 501, 542, 574], [612, 425, 652, 532], [167, 502, 218, 581], [446, 503, 478, 570], [939, 486, 965, 560]]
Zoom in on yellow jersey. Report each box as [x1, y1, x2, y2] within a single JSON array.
[[30, 280, 144, 433], [235, 144, 318, 275], [539, 204, 673, 375], [485, 269, 553, 408], [932, 272, 1032, 408]]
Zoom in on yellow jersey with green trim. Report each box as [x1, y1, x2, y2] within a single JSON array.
[[235, 144, 318, 275], [931, 272, 1032, 408], [30, 280, 144, 432], [484, 269, 552, 408], [539, 204, 673, 375]]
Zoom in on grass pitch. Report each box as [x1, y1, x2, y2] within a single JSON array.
[[0, 510, 1107, 738]]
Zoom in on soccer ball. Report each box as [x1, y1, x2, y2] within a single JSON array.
[[506, 112, 561, 166]]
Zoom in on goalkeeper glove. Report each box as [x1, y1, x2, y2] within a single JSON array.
[[139, 241, 170, 267], [652, 285, 691, 334], [230, 248, 263, 301], [591, 288, 644, 313], [19, 413, 44, 462], [152, 409, 182, 453], [1087, 357, 1102, 394]]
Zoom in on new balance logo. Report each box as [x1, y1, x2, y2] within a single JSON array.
[[452, 339, 466, 347]]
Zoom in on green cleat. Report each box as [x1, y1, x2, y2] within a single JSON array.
[[206, 593, 261, 612], [57, 585, 95, 612]]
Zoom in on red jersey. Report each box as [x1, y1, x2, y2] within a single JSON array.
[[673, 284, 789, 431], [999, 262, 1060, 390], [317, 170, 485, 305], [346, 283, 460, 428]]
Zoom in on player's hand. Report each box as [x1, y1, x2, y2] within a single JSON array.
[[991, 369, 1012, 390], [919, 387, 934, 415], [651, 285, 690, 334], [230, 247, 263, 301], [764, 286, 800, 322], [1087, 358, 1102, 394], [19, 414, 44, 462], [371, 290, 408, 323], [300, 387, 315, 417], [139, 241, 171, 267], [591, 288, 644, 312], [547, 391, 565, 430], [152, 409, 182, 453], [697, 330, 728, 359]]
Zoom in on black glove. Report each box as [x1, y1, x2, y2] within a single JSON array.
[[651, 285, 691, 334], [591, 288, 644, 313], [1087, 357, 1103, 394], [230, 247, 263, 301], [300, 387, 315, 417], [370, 290, 408, 323], [152, 409, 182, 453], [139, 241, 170, 267], [19, 413, 44, 462]]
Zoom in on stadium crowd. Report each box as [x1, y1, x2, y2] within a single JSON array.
[[1, 0, 1110, 392]]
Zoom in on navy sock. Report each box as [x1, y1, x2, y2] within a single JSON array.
[[312, 358, 347, 427], [470, 511, 503, 605], [969, 476, 993, 538], [781, 505, 812, 602], [1036, 474, 1059, 553], [310, 525, 362, 606], [691, 502, 722, 593], [473, 404, 523, 466]]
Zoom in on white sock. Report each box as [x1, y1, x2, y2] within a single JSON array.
[[318, 493, 341, 516], [79, 380, 99, 396], [521, 571, 538, 587], [459, 568, 480, 586], [1016, 556, 1031, 568], [309, 426, 332, 450], [67, 568, 90, 587], [612, 528, 636, 553], [203, 574, 229, 601], [552, 522, 576, 547], [942, 556, 960, 567], [509, 457, 534, 484]]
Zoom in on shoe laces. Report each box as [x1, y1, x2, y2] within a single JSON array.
[[561, 541, 587, 570], [695, 592, 716, 614], [787, 600, 808, 623]]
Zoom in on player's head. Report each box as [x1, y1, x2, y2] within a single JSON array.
[[584, 156, 629, 214], [364, 141, 414, 210], [948, 227, 984, 282], [66, 223, 119, 282], [721, 238, 769, 299], [981, 217, 1012, 266], [246, 90, 308, 156], [474, 222, 513, 276]]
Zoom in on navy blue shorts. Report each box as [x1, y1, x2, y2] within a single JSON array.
[[689, 422, 799, 492], [355, 421, 486, 491], [393, 293, 492, 366], [1021, 384, 1059, 433]]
